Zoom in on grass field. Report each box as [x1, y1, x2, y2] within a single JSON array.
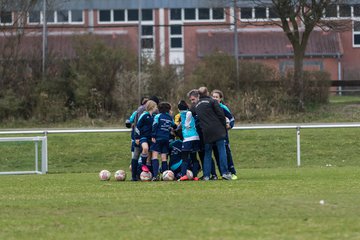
[[1, 167, 360, 239], [1, 96, 360, 239]]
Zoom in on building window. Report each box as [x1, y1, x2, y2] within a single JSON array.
[[268, 7, 279, 19], [29, 11, 40, 23], [29, 10, 82, 24], [170, 25, 182, 49], [339, 5, 351, 17], [212, 8, 224, 20], [170, 8, 182, 20], [325, 5, 337, 18], [99, 10, 111, 22], [142, 9, 153, 21], [45, 11, 55, 23], [184, 8, 196, 20], [198, 8, 210, 20], [240, 8, 252, 19], [255, 7, 266, 19], [99, 9, 152, 23], [142, 38, 153, 49], [71, 10, 83, 22], [354, 5, 360, 17], [354, 21, 360, 47], [0, 11, 12, 24], [142, 25, 153, 36], [113, 9, 125, 21], [57, 10, 69, 23], [171, 8, 224, 21], [141, 25, 153, 49], [128, 9, 138, 21]]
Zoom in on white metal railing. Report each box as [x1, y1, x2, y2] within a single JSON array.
[[1, 123, 360, 167]]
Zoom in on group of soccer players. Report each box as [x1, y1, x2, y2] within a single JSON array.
[[126, 87, 237, 181]]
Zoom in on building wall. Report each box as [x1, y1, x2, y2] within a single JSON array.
[[339, 30, 360, 80], [4, 4, 360, 81]]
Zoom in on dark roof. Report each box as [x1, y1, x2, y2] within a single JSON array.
[[28, 0, 358, 10], [197, 30, 343, 59]]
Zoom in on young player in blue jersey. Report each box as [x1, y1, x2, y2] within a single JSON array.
[[177, 100, 200, 181], [127, 97, 148, 181], [150, 102, 177, 181], [134, 100, 158, 177], [168, 139, 183, 179], [211, 89, 238, 180]]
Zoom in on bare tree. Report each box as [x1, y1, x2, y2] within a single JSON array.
[[255, 0, 350, 109], [0, 0, 39, 87], [215, 0, 350, 109]]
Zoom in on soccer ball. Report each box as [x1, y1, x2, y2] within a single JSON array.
[[114, 169, 126, 181], [140, 171, 152, 181], [99, 170, 111, 181], [186, 169, 193, 180], [162, 170, 175, 181]]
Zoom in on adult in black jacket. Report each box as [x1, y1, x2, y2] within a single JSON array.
[[195, 87, 232, 180]]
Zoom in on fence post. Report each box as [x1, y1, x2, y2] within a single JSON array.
[[296, 127, 301, 167], [41, 136, 48, 174]]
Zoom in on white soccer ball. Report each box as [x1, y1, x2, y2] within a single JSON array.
[[140, 171, 152, 181], [99, 169, 111, 181], [114, 169, 126, 181], [186, 169, 193, 180], [162, 170, 175, 181]]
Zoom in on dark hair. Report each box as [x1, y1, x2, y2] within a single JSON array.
[[211, 89, 224, 99], [140, 96, 149, 105], [149, 96, 160, 105], [158, 102, 172, 113], [178, 100, 189, 111]]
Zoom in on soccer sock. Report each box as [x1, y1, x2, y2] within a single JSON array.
[[131, 159, 138, 180], [152, 159, 159, 178], [181, 152, 190, 176], [190, 153, 200, 177], [161, 161, 168, 172], [226, 145, 236, 175], [141, 154, 148, 166]]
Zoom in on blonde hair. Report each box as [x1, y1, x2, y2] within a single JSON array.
[[145, 100, 157, 112], [198, 86, 209, 97]]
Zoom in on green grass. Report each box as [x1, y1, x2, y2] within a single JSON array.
[[1, 128, 360, 173], [1, 95, 360, 239], [329, 95, 360, 104], [1, 167, 360, 240]]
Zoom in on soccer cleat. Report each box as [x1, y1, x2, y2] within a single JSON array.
[[202, 176, 210, 181], [231, 174, 238, 180], [210, 175, 218, 180], [193, 177, 199, 181], [222, 173, 232, 180], [151, 177, 159, 181], [141, 165, 150, 172], [178, 175, 189, 181]]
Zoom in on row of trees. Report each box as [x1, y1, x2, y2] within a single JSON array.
[[0, 34, 331, 123], [0, 0, 343, 122]]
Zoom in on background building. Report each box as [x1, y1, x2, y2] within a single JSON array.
[[1, 0, 360, 80]]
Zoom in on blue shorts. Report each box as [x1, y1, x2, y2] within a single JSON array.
[[150, 139, 169, 154], [182, 140, 200, 152], [139, 137, 152, 147]]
